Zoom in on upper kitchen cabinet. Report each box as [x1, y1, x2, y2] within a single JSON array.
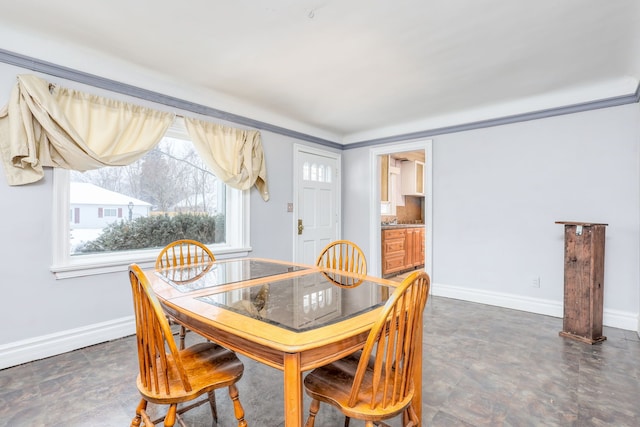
[[380, 154, 390, 202], [401, 160, 424, 196], [381, 155, 403, 215]]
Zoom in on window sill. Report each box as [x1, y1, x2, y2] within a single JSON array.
[[51, 246, 252, 279]]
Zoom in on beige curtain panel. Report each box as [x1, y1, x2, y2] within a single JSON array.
[[0, 74, 175, 185], [185, 117, 269, 201]]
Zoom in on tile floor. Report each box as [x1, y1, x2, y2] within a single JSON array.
[[1, 296, 639, 426]]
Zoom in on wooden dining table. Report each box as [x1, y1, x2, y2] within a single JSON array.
[[145, 257, 423, 427]]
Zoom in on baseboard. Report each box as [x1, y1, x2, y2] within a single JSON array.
[[604, 307, 640, 332], [0, 316, 135, 370], [432, 282, 639, 332], [1, 285, 638, 370]]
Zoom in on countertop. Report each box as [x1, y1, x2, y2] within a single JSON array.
[[381, 223, 425, 230]]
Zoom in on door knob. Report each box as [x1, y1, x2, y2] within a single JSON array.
[[298, 219, 304, 235]]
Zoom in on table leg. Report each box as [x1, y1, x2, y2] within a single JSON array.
[[283, 352, 303, 427]]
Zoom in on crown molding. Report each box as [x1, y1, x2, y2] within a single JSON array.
[[1, 48, 638, 152], [344, 88, 640, 149], [0, 48, 342, 149]]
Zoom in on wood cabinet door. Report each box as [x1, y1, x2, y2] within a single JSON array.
[[405, 228, 425, 267], [382, 227, 425, 276], [382, 229, 406, 276], [405, 228, 414, 266]]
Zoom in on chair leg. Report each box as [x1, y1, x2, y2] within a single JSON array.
[[131, 398, 148, 427], [208, 390, 218, 422], [164, 403, 178, 427], [404, 404, 419, 427], [176, 413, 188, 427], [228, 383, 247, 427], [179, 326, 187, 350], [344, 415, 351, 426], [305, 399, 320, 427]]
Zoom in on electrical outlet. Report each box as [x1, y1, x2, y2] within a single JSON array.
[[531, 276, 540, 288]]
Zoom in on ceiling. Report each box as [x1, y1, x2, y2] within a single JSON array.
[[1, 0, 639, 145]]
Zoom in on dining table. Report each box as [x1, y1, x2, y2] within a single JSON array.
[[145, 257, 423, 427]]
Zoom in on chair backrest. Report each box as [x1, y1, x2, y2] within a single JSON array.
[[129, 263, 192, 395], [155, 239, 215, 269], [348, 270, 430, 410], [316, 240, 367, 275]]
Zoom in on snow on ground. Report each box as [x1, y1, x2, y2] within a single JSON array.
[[70, 228, 103, 253]]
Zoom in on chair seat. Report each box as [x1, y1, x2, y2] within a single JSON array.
[[304, 353, 414, 421], [137, 342, 244, 405]]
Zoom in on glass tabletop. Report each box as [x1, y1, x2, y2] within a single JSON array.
[[155, 259, 308, 292], [196, 271, 390, 332]]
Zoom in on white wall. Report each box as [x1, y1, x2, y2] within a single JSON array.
[[249, 135, 341, 262], [343, 104, 640, 330], [1, 56, 638, 369]]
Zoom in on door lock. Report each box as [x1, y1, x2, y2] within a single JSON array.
[[297, 219, 304, 235]]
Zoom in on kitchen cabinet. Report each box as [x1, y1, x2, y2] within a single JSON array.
[[401, 160, 424, 196], [405, 227, 424, 268], [381, 155, 402, 215], [381, 226, 425, 276], [381, 228, 406, 276], [380, 155, 389, 202]]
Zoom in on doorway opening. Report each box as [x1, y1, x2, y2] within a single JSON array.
[[369, 140, 433, 282]]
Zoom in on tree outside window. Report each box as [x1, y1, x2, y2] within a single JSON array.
[[69, 136, 226, 255]]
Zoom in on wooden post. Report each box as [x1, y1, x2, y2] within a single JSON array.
[[556, 221, 607, 344]]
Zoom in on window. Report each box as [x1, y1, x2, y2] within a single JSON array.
[[52, 119, 250, 279], [302, 161, 332, 183]]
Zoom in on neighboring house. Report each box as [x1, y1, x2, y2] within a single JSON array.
[[70, 182, 151, 229]]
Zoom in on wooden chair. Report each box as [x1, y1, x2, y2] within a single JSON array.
[[303, 270, 430, 427], [156, 239, 215, 349], [156, 239, 215, 269], [128, 264, 247, 427], [316, 240, 367, 275]]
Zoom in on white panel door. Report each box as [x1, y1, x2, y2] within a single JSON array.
[[294, 147, 340, 265]]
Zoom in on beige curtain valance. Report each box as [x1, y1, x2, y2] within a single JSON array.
[[0, 74, 175, 185], [185, 117, 269, 201], [0, 74, 269, 202]]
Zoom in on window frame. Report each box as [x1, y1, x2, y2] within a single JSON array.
[[51, 123, 252, 279]]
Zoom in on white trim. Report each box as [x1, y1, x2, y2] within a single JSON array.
[[52, 168, 70, 268], [51, 130, 252, 279], [51, 248, 251, 279], [369, 140, 433, 280], [227, 182, 252, 249], [433, 282, 639, 331], [0, 316, 136, 370], [604, 307, 640, 333], [434, 282, 562, 318], [292, 144, 342, 262]]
